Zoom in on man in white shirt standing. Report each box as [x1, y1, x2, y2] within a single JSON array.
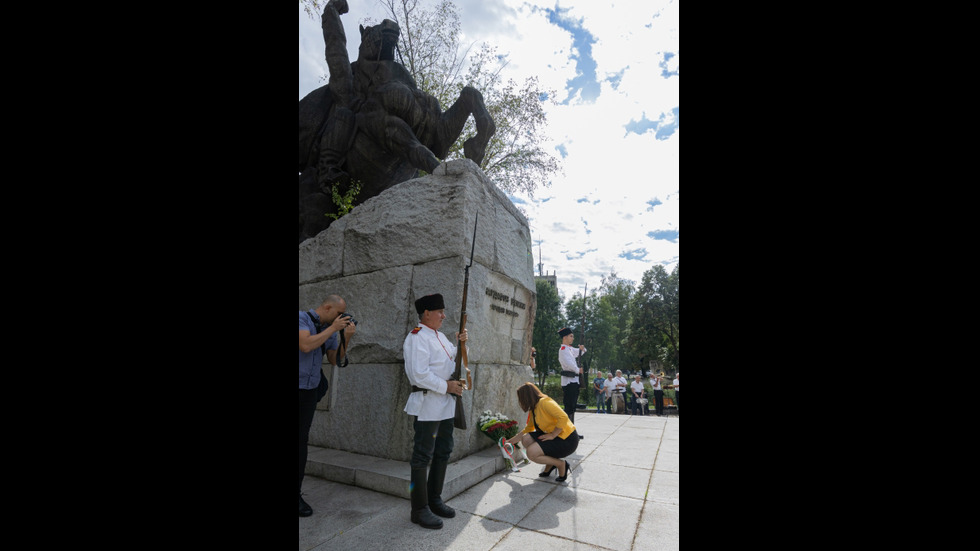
[[613, 370, 628, 414], [557, 327, 585, 439], [602, 373, 616, 413], [651, 373, 664, 416], [403, 293, 468, 530], [672, 372, 679, 414]]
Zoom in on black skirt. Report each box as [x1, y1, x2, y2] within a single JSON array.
[[530, 429, 579, 459]]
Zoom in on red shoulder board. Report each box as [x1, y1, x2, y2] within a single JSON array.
[[560, 345, 566, 350], [411, 327, 422, 334]]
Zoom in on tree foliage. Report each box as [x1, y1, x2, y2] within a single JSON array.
[[379, 0, 464, 104], [627, 264, 680, 372], [531, 279, 565, 388], [597, 273, 636, 373], [452, 44, 563, 197], [325, 179, 363, 220], [301, 0, 322, 20]]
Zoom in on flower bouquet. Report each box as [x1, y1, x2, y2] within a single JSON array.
[[478, 410, 529, 471], [478, 410, 520, 441]]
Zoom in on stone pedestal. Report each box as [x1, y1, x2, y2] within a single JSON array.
[[299, 159, 536, 462]]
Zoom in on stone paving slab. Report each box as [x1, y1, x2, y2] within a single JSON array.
[[300, 412, 678, 550]]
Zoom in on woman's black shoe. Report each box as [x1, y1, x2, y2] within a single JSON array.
[[299, 495, 313, 517], [556, 460, 571, 482], [538, 464, 557, 477]]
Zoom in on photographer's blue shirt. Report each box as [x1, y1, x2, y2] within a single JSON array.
[[299, 311, 339, 390]]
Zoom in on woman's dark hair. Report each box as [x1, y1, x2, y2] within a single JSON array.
[[516, 382, 545, 412]]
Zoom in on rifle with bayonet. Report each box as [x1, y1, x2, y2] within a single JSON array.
[[452, 213, 478, 429]]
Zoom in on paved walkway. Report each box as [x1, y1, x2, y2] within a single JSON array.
[[299, 411, 678, 550]]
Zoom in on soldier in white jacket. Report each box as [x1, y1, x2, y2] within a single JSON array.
[[557, 327, 586, 438], [403, 293, 468, 530]]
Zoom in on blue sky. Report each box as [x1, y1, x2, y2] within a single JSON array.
[[299, 0, 678, 300]]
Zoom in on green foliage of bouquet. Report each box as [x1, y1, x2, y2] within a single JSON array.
[[478, 410, 520, 442]]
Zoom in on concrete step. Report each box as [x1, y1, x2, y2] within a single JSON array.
[[304, 444, 514, 501]]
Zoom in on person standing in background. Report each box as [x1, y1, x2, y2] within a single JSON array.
[[603, 372, 616, 413], [593, 371, 607, 413], [612, 370, 628, 414], [557, 327, 585, 439], [651, 373, 665, 416], [672, 372, 679, 414]]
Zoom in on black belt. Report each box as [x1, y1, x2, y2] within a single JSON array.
[[560, 370, 579, 378], [411, 385, 428, 394]]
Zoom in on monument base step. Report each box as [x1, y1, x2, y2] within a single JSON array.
[[304, 444, 511, 501]]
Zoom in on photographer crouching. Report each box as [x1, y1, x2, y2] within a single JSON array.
[[298, 294, 357, 517]]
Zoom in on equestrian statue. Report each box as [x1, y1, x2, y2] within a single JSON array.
[[299, 0, 496, 242]]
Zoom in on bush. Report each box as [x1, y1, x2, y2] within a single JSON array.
[[541, 378, 562, 403]]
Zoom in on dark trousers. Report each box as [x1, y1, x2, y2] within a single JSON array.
[[299, 388, 318, 495], [409, 417, 454, 513], [562, 382, 580, 423], [674, 390, 679, 412], [631, 395, 648, 415], [654, 389, 664, 415], [595, 391, 607, 413], [410, 417, 455, 469]]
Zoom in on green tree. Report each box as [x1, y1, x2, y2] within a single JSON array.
[[628, 264, 680, 372], [531, 279, 565, 388], [597, 273, 636, 374]]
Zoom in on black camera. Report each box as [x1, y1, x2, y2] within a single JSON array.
[[339, 313, 358, 326]]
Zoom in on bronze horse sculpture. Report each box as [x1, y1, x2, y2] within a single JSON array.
[[299, 0, 496, 242]]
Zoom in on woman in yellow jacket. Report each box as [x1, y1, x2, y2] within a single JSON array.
[[504, 382, 579, 482]]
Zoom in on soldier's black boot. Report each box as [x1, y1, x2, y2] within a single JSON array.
[[410, 467, 443, 529], [427, 461, 455, 518]]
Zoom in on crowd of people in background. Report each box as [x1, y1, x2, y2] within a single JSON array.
[[583, 369, 677, 417]]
